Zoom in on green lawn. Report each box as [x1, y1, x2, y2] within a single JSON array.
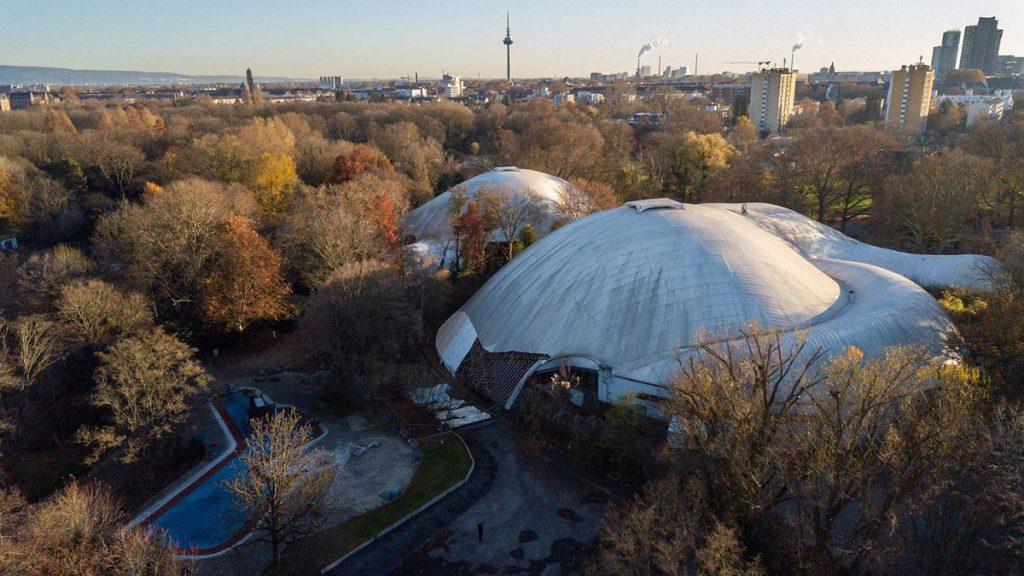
[[278, 436, 473, 575]]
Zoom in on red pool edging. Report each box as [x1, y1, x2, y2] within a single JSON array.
[[139, 397, 250, 556], [139, 395, 325, 557]]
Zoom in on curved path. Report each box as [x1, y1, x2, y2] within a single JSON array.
[[324, 430, 497, 576], [331, 418, 624, 576]]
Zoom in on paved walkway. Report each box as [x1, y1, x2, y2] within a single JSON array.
[[324, 429, 498, 576], [328, 418, 624, 576]]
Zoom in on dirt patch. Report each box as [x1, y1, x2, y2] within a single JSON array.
[[556, 508, 582, 523], [544, 538, 590, 575]]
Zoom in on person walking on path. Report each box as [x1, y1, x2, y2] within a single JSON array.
[[477, 521, 484, 541]]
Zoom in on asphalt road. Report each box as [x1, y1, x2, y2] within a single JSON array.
[[330, 418, 622, 576]]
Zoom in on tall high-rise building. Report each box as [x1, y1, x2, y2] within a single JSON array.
[[242, 68, 263, 105], [960, 17, 1003, 74], [996, 55, 1024, 76], [884, 63, 934, 136], [503, 12, 513, 83], [930, 30, 960, 80], [749, 68, 796, 133]]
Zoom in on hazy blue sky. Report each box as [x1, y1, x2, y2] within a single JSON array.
[[2, 0, 1022, 78]]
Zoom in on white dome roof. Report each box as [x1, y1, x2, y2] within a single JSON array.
[[704, 203, 998, 290], [404, 167, 570, 242], [442, 201, 841, 372], [436, 200, 963, 407]]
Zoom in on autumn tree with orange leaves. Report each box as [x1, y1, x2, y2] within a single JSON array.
[[0, 172, 22, 234], [369, 193, 401, 265], [328, 144, 394, 184], [452, 201, 490, 273], [200, 217, 290, 333]]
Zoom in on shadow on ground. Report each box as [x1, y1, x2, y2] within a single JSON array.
[[371, 419, 622, 576]]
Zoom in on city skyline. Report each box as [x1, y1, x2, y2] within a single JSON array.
[[2, 0, 1023, 79]]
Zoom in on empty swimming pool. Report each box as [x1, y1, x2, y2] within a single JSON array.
[[140, 390, 322, 556]]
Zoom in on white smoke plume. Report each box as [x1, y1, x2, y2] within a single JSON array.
[[638, 37, 669, 58], [793, 32, 809, 52]]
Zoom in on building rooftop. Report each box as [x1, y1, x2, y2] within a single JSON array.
[[436, 201, 995, 405]]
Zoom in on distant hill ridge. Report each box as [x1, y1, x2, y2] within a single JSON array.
[[0, 65, 310, 86]]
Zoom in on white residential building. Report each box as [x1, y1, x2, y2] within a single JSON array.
[[936, 89, 1014, 110], [966, 97, 1007, 126], [443, 75, 465, 98]]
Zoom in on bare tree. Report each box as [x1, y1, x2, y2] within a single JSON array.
[[55, 279, 153, 348], [662, 328, 982, 574], [590, 474, 765, 576], [0, 486, 27, 572], [16, 244, 94, 308], [78, 328, 210, 464], [871, 150, 994, 253], [668, 328, 826, 522], [76, 131, 145, 199], [774, 125, 896, 229], [475, 185, 543, 260], [371, 121, 448, 189], [795, 348, 976, 573], [590, 474, 704, 576], [276, 186, 393, 290], [0, 315, 63, 409], [92, 178, 259, 325], [697, 522, 766, 576], [559, 178, 620, 221], [2, 482, 190, 576], [305, 260, 417, 375], [226, 409, 338, 568]]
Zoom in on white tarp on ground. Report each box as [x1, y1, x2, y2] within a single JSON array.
[[409, 383, 491, 428]]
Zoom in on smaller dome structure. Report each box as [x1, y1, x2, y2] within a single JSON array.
[[404, 167, 572, 244]]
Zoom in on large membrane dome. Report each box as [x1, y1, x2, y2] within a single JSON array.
[[457, 199, 840, 361], [437, 199, 961, 408]]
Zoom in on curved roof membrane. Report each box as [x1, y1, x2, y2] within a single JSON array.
[[404, 167, 570, 243], [442, 203, 842, 375], [704, 203, 998, 290], [437, 200, 987, 402]]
